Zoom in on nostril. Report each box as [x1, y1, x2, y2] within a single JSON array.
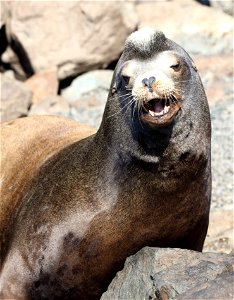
[[142, 78, 149, 87], [149, 76, 156, 85]]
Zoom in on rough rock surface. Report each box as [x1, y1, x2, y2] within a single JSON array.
[[209, 0, 233, 16], [28, 95, 70, 119], [209, 97, 233, 211], [136, 0, 233, 55], [178, 273, 234, 299], [62, 70, 113, 128], [25, 69, 58, 104], [204, 210, 233, 254], [195, 54, 233, 104], [101, 247, 234, 300], [195, 55, 233, 213], [2, 1, 138, 79], [0, 73, 32, 122]]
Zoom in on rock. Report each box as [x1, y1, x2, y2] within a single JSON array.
[[178, 273, 234, 299], [101, 247, 233, 300], [0, 73, 32, 122], [193, 54, 233, 214], [1, 46, 28, 81], [136, 0, 233, 55], [1, 2, 34, 80], [2, 70, 15, 79], [4, 2, 138, 79], [209, 97, 233, 212], [62, 70, 113, 128], [25, 69, 58, 104], [204, 210, 234, 254], [28, 95, 70, 119], [209, 0, 233, 16], [194, 54, 233, 104]]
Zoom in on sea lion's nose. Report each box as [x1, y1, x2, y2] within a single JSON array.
[[142, 76, 156, 92]]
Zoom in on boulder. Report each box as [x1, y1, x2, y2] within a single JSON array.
[[209, 0, 233, 16], [195, 54, 233, 104], [3, 2, 138, 79], [28, 95, 70, 119], [136, 0, 233, 55], [62, 70, 113, 128], [25, 69, 58, 104], [0, 73, 32, 122], [0, 2, 34, 80], [101, 247, 233, 300]]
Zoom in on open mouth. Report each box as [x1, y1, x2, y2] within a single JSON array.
[[140, 96, 181, 127], [143, 98, 171, 117]]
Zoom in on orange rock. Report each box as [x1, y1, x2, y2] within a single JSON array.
[[25, 68, 58, 104]]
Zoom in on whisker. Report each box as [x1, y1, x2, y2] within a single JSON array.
[[137, 99, 144, 129], [130, 96, 137, 126], [107, 98, 135, 119], [118, 96, 133, 104], [118, 92, 132, 98]]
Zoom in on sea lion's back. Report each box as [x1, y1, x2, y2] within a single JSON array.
[[0, 115, 96, 256]]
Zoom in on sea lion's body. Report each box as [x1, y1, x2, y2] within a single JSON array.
[[0, 29, 211, 299]]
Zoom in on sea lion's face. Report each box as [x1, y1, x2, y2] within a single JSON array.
[[116, 51, 190, 128]]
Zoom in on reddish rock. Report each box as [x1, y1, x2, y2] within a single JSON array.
[[25, 69, 58, 104], [194, 54, 233, 104]]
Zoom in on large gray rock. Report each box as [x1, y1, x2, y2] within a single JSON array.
[[0, 73, 32, 122], [62, 70, 113, 128], [101, 247, 234, 300], [136, 0, 233, 55], [2, 2, 138, 79]]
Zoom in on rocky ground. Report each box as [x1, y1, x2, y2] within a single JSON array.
[[0, 0, 233, 294], [101, 247, 234, 300]]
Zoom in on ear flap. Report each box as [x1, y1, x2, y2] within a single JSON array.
[[111, 82, 117, 95]]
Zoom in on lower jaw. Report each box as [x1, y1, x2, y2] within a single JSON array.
[[140, 107, 180, 128]]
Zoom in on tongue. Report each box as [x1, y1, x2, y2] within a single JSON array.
[[154, 101, 164, 113]]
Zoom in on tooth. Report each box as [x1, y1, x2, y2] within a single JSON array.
[[149, 110, 155, 116], [156, 112, 163, 116]]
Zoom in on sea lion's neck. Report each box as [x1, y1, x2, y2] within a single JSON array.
[[95, 97, 175, 164]]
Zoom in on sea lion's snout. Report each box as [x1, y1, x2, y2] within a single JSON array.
[[117, 50, 185, 127], [135, 70, 182, 127]]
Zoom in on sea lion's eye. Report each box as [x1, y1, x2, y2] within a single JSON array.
[[122, 75, 130, 86], [170, 63, 181, 71]]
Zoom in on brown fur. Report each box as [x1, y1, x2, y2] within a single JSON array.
[[0, 116, 96, 260]]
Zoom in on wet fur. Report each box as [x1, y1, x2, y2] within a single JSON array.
[[0, 30, 211, 299]]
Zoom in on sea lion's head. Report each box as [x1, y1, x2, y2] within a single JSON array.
[[112, 28, 200, 129]]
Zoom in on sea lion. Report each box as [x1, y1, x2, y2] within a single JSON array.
[[0, 28, 211, 300]]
